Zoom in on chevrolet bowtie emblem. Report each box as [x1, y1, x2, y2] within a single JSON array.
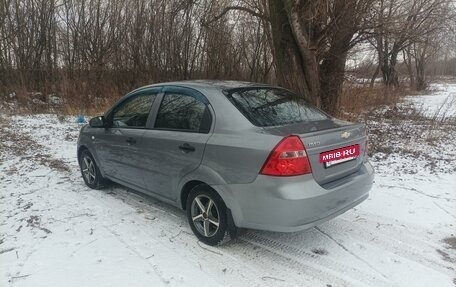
[[341, 131, 351, 139]]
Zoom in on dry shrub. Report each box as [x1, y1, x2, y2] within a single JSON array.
[[337, 84, 407, 120], [61, 86, 120, 116], [1, 81, 123, 116]]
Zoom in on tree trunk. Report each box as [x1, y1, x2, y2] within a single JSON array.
[[415, 55, 427, 91], [267, 0, 320, 106], [403, 48, 415, 89], [370, 64, 380, 88], [319, 18, 355, 115], [381, 50, 399, 87], [267, 0, 361, 115], [319, 52, 349, 115], [414, 40, 430, 91]]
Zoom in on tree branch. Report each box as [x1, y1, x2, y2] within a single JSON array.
[[202, 6, 269, 27]]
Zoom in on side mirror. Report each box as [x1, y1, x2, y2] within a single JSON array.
[[89, 116, 108, 128]]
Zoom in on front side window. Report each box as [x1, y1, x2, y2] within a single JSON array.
[[112, 93, 156, 128], [226, 88, 329, 127], [154, 93, 208, 132]]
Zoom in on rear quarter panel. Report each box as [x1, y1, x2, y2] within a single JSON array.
[[202, 130, 281, 184]]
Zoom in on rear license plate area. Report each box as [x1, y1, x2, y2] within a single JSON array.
[[325, 156, 356, 168]]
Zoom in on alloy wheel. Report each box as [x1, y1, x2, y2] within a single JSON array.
[[190, 194, 220, 237], [81, 156, 96, 184]]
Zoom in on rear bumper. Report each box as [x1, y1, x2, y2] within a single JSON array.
[[213, 161, 374, 232]]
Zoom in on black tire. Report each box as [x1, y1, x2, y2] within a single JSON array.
[[78, 149, 106, 189], [186, 185, 232, 246]]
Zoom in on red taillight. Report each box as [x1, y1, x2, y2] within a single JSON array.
[[260, 135, 312, 176]]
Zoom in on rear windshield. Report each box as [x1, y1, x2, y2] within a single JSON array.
[[225, 88, 329, 127]]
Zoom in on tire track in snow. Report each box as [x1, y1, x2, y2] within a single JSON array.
[[433, 202, 456, 219], [314, 226, 390, 280], [239, 231, 395, 287], [103, 226, 171, 286], [333, 216, 455, 274]]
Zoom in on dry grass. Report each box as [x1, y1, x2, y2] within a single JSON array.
[[337, 84, 408, 121], [0, 120, 41, 158], [61, 90, 118, 116], [0, 115, 71, 173], [1, 83, 121, 116], [36, 155, 71, 173]]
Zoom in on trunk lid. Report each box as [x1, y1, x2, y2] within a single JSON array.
[[262, 119, 367, 185]]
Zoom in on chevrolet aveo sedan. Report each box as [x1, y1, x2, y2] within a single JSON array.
[[77, 81, 374, 246]]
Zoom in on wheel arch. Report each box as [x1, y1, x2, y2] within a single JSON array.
[[77, 145, 89, 163], [178, 165, 228, 209], [180, 180, 206, 210]]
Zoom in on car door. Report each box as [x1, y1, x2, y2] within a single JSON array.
[[92, 88, 161, 189], [141, 86, 213, 201]]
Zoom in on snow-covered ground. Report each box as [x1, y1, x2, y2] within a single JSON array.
[[1, 85, 455, 287], [407, 83, 456, 117]]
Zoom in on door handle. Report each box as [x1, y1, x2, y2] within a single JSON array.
[[126, 137, 136, 144], [178, 143, 195, 153]]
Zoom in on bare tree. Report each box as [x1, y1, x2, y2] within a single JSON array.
[[0, 0, 454, 113], [369, 0, 451, 87]]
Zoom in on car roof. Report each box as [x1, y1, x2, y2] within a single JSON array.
[[130, 80, 276, 95]]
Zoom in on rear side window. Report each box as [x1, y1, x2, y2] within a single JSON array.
[[226, 88, 328, 127], [154, 93, 211, 133]]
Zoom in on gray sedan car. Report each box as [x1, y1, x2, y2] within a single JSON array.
[[77, 81, 374, 245]]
